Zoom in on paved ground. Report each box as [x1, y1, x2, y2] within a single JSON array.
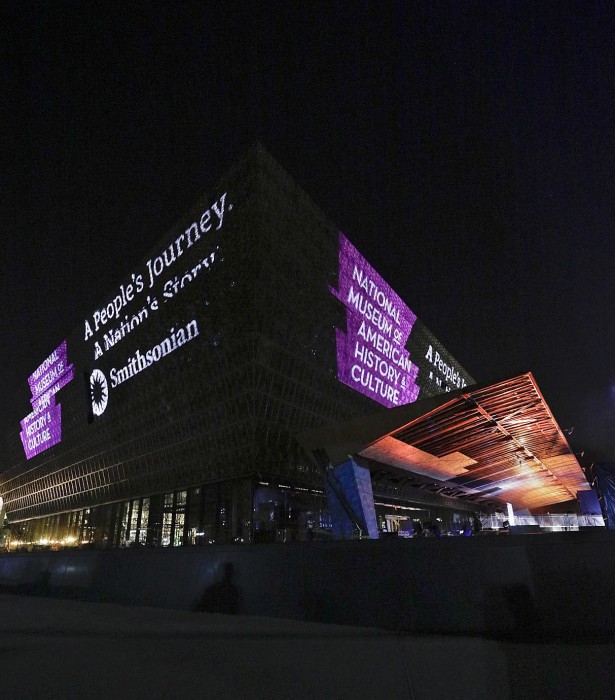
[[0, 595, 612, 699]]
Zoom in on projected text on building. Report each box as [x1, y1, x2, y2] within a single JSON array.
[[20, 340, 74, 459], [330, 233, 420, 408]]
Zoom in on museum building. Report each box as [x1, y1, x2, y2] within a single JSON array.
[[0, 146, 593, 548]]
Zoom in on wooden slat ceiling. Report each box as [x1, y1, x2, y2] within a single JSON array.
[[359, 373, 590, 510]]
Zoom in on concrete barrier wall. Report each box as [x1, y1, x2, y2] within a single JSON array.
[[1, 531, 614, 636]]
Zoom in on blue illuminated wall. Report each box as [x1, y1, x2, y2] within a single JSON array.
[[594, 463, 615, 530], [325, 459, 379, 539]]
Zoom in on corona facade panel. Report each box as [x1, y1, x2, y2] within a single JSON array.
[[0, 146, 475, 549]]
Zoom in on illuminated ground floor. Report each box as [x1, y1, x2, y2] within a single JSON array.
[[3, 475, 491, 551], [4, 373, 608, 550]]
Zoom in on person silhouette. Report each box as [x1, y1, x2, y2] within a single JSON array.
[[196, 562, 241, 614]]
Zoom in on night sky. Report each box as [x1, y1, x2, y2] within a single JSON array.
[[2, 1, 614, 466]]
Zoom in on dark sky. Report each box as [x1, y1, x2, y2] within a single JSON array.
[[2, 1, 614, 465]]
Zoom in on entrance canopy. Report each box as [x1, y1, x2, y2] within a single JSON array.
[[300, 373, 590, 510]]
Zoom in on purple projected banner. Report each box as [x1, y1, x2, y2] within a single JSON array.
[[27, 340, 72, 400], [330, 233, 420, 408], [20, 341, 74, 460]]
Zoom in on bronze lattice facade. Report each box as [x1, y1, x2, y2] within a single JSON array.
[[0, 146, 474, 547]]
